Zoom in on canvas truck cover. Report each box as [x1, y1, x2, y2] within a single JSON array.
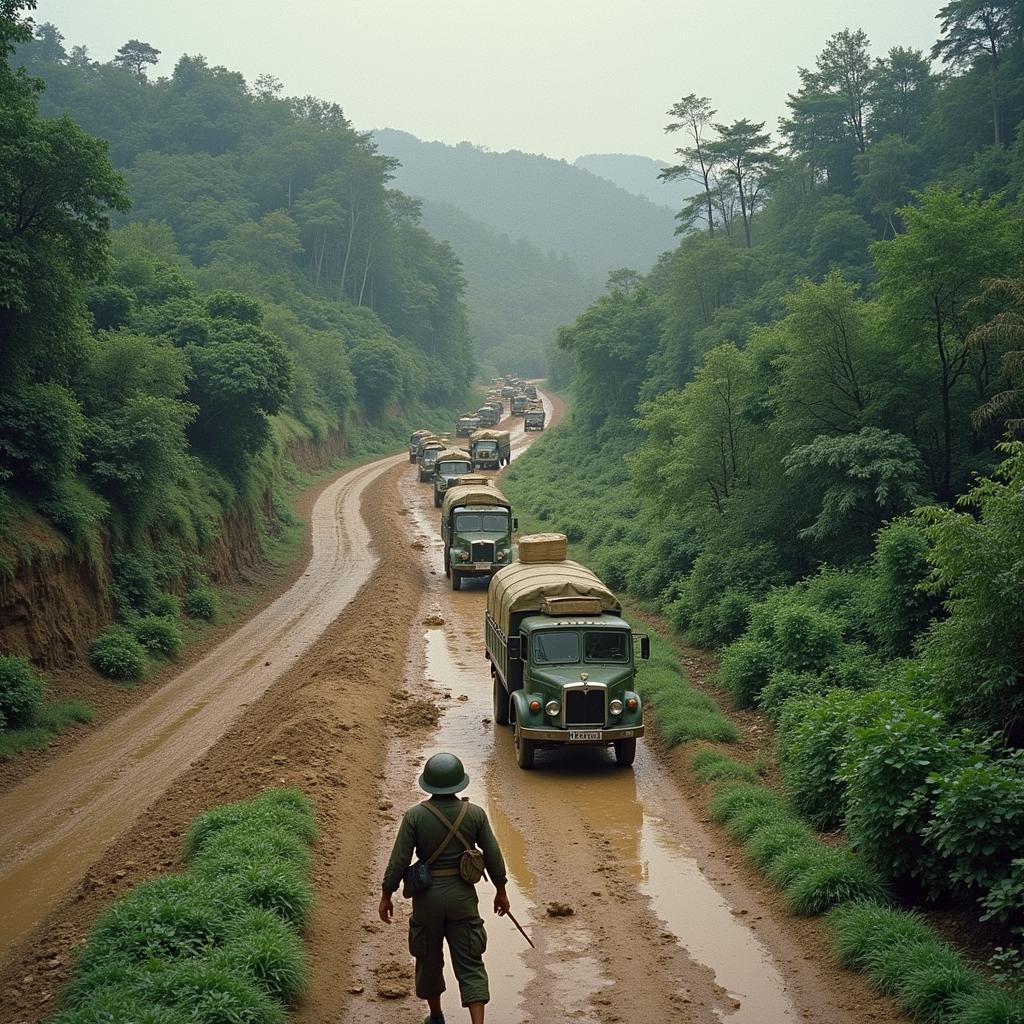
[[470, 429, 511, 444], [441, 481, 512, 519], [433, 448, 472, 465], [487, 559, 621, 635]]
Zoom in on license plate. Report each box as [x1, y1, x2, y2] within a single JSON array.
[[473, 562, 492, 570], [568, 730, 602, 742]]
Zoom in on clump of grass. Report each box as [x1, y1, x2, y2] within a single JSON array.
[[639, 630, 740, 746], [708, 782, 789, 825], [55, 789, 315, 1023], [0, 697, 93, 761], [950, 987, 1024, 1024], [691, 749, 757, 785], [829, 901, 937, 971], [743, 820, 817, 871], [875, 941, 981, 1021], [783, 848, 888, 915]]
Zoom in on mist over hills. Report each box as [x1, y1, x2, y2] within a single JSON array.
[[373, 129, 676, 277], [573, 153, 699, 212]]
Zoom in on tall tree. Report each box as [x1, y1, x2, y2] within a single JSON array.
[[816, 29, 874, 155], [660, 94, 720, 235], [868, 47, 936, 143], [932, 1, 1015, 145], [112, 38, 160, 78], [707, 119, 777, 247]]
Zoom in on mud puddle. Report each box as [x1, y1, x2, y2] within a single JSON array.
[[0, 452, 405, 960]]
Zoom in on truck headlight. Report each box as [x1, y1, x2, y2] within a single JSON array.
[[545, 700, 560, 717], [458, 551, 470, 561], [609, 699, 623, 716]]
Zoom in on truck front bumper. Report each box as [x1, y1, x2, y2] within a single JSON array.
[[516, 724, 644, 744]]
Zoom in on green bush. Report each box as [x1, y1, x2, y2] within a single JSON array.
[[772, 604, 844, 673], [720, 636, 775, 707], [925, 750, 1024, 896], [194, 856, 312, 929], [0, 654, 45, 727], [89, 626, 147, 680], [0, 381, 86, 486], [783, 847, 888, 915], [184, 586, 218, 620], [150, 593, 180, 618], [757, 669, 823, 720], [129, 615, 184, 659], [981, 858, 1024, 933], [841, 699, 964, 890]]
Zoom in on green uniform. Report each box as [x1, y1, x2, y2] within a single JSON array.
[[383, 796, 507, 1006]]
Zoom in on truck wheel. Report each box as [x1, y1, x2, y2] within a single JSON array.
[[444, 558, 450, 578], [451, 570, 462, 591], [514, 725, 536, 769], [614, 739, 636, 768], [492, 674, 510, 726]]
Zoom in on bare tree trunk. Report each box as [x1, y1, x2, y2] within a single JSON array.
[[358, 234, 375, 306]]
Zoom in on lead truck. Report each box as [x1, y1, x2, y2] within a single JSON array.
[[485, 534, 648, 769]]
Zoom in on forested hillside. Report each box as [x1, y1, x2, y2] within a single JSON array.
[[0, 10, 473, 715], [418, 198, 601, 377], [505, 3, 1024, 972], [373, 128, 676, 276], [573, 152, 698, 211]]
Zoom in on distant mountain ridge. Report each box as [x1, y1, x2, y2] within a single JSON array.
[[373, 129, 676, 276], [573, 153, 699, 212]]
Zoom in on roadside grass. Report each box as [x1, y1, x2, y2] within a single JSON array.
[[0, 698, 94, 760], [51, 789, 316, 1024]]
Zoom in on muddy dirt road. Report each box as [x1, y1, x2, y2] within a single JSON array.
[[0, 388, 900, 1024]]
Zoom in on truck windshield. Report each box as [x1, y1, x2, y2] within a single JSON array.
[[439, 462, 471, 476], [454, 512, 509, 533], [532, 631, 580, 665], [475, 442, 497, 453], [584, 631, 629, 663]]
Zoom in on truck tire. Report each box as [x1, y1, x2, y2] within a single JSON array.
[[514, 725, 536, 769], [614, 738, 636, 768], [492, 674, 510, 726], [451, 569, 462, 591]]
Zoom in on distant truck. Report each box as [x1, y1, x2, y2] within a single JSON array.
[[456, 413, 481, 437], [469, 429, 511, 470], [477, 405, 500, 427], [409, 429, 433, 462], [418, 439, 446, 482], [432, 448, 473, 507], [501, 385, 515, 399], [441, 478, 517, 591], [485, 535, 648, 769], [524, 384, 537, 399], [524, 404, 546, 431], [511, 394, 529, 416]]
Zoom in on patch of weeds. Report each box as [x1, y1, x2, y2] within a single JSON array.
[[783, 848, 888, 915], [691, 749, 758, 785]]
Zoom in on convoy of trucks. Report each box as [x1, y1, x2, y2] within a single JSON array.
[[478, 405, 500, 427], [410, 385, 644, 771], [469, 429, 511, 470]]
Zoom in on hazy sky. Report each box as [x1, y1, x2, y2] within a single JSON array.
[[36, 0, 943, 162]]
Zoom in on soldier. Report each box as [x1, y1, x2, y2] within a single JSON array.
[[379, 752, 510, 1024]]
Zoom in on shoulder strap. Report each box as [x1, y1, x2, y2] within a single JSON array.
[[422, 799, 471, 865]]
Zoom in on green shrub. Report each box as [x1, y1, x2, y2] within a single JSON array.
[[772, 604, 844, 673], [0, 381, 85, 486], [951, 987, 1024, 1024], [129, 615, 184, 659], [39, 477, 110, 565], [981, 858, 1024, 933], [783, 847, 888, 915], [191, 826, 312, 874], [829, 901, 937, 970], [842, 699, 964, 889], [0, 654, 45, 727], [757, 669, 823, 720], [52, 981, 189, 1024], [89, 626, 147, 680], [869, 517, 938, 656], [691, 750, 757, 785], [184, 586, 218, 620], [925, 749, 1024, 896], [744, 820, 817, 871], [720, 636, 775, 708], [150, 593, 180, 618]]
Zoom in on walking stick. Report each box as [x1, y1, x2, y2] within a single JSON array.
[[505, 909, 535, 949]]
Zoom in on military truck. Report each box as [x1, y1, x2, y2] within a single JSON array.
[[456, 413, 481, 437], [501, 384, 515, 399], [441, 478, 517, 591], [524, 402, 546, 431], [418, 439, 446, 482], [485, 535, 648, 769], [511, 393, 529, 416], [524, 384, 538, 399], [432, 448, 473, 507], [409, 429, 433, 462], [477, 405, 500, 427], [469, 429, 511, 470]]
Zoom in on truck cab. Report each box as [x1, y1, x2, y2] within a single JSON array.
[[441, 480, 516, 591], [469, 429, 511, 470], [511, 394, 529, 416], [432, 449, 473, 507], [456, 414, 481, 437], [477, 406, 499, 427], [417, 440, 445, 482], [485, 540, 648, 769], [524, 404, 546, 431]]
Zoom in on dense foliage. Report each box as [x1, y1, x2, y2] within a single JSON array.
[[505, 0, 1024, 955]]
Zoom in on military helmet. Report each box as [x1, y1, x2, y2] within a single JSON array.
[[418, 752, 470, 795]]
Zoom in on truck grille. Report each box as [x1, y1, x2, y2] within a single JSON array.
[[564, 689, 605, 726], [471, 541, 494, 563]]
